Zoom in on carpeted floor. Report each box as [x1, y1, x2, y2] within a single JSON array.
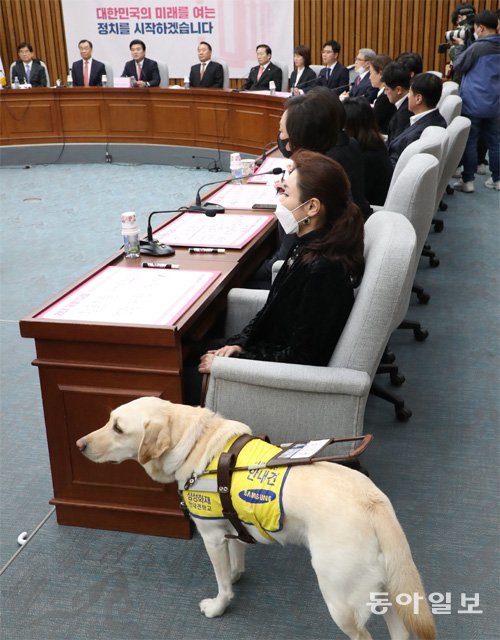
[[0, 161, 499, 640]]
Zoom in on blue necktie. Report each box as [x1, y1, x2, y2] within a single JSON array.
[[326, 68, 331, 81], [25, 65, 31, 82]]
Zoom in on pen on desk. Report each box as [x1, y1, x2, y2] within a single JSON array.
[[189, 248, 226, 254], [142, 262, 180, 269]]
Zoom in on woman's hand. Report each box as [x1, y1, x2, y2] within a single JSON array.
[[198, 345, 243, 374]]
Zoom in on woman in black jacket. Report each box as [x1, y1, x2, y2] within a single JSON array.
[[198, 150, 364, 374], [369, 54, 396, 134], [343, 96, 393, 206], [289, 44, 317, 94]]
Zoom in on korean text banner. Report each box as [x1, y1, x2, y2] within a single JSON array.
[[61, 0, 294, 81]]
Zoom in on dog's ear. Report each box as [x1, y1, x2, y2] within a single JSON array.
[[138, 417, 171, 465]]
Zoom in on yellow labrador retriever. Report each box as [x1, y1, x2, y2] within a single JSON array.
[[76, 397, 436, 640]]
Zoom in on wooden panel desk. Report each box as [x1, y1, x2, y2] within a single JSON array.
[[19, 210, 277, 538], [0, 87, 284, 155]]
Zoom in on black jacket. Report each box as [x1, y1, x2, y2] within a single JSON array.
[[315, 63, 350, 92], [10, 60, 47, 87], [388, 109, 447, 167], [289, 66, 317, 91], [189, 60, 224, 88], [230, 232, 355, 365], [373, 92, 397, 135], [121, 58, 160, 86], [386, 97, 411, 144], [361, 147, 393, 206], [71, 59, 106, 86], [242, 62, 282, 91]]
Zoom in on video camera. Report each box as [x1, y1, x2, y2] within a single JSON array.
[[438, 6, 475, 53]]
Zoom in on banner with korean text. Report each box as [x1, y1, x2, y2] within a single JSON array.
[[61, 0, 294, 81]]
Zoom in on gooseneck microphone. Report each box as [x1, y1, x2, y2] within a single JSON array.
[[255, 141, 280, 167], [189, 167, 285, 217], [140, 209, 188, 256]]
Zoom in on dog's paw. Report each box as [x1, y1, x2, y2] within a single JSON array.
[[199, 596, 229, 618], [231, 570, 244, 584]]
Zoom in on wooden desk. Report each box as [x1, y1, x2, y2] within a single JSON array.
[[19, 211, 277, 538], [0, 87, 284, 156]]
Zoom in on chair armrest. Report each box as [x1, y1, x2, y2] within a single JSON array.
[[370, 204, 383, 212], [205, 358, 371, 442], [224, 288, 268, 335], [271, 260, 284, 283]]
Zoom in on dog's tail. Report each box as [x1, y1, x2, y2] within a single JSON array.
[[372, 496, 436, 640]]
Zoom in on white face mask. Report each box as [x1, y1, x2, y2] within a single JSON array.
[[355, 65, 365, 75], [274, 200, 311, 235]]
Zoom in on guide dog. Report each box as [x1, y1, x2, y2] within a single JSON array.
[[76, 397, 436, 640]]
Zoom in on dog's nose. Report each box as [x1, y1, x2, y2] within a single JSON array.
[[76, 437, 87, 452]]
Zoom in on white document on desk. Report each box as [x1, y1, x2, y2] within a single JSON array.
[[37, 266, 221, 326], [156, 212, 274, 248], [248, 157, 293, 184], [204, 183, 279, 210]]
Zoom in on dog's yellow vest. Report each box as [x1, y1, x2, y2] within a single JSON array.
[[182, 436, 290, 543]]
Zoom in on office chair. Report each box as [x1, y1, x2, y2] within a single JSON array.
[[205, 211, 417, 438], [101, 61, 113, 86], [438, 81, 459, 107], [157, 61, 170, 87], [439, 94, 463, 126], [212, 58, 230, 89], [273, 61, 289, 92]]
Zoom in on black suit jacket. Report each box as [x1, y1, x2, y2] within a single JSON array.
[[71, 59, 106, 86], [189, 60, 224, 88], [373, 92, 397, 135], [386, 97, 411, 144], [11, 60, 47, 87], [242, 62, 282, 91], [289, 66, 317, 91], [315, 63, 349, 92], [121, 58, 160, 86], [388, 110, 447, 167], [349, 73, 378, 103]]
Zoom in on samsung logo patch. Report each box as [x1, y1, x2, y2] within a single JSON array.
[[239, 489, 276, 504]]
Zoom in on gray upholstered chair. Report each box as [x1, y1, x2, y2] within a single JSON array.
[[433, 115, 471, 206], [212, 57, 230, 89], [439, 94, 462, 125], [157, 60, 169, 87], [205, 211, 417, 442], [273, 61, 289, 92], [101, 61, 113, 87], [438, 81, 459, 107], [309, 64, 323, 77]]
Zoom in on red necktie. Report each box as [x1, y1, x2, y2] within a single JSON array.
[[83, 60, 89, 87], [200, 63, 205, 80], [136, 63, 142, 81], [257, 66, 264, 81]]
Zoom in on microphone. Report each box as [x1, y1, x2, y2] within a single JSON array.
[[140, 209, 186, 256], [189, 168, 285, 216], [255, 141, 279, 167]]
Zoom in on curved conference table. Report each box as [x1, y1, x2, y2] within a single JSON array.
[[0, 87, 286, 159], [13, 87, 286, 540]]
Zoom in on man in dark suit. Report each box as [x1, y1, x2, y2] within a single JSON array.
[[388, 73, 447, 167], [71, 40, 105, 86], [242, 44, 282, 91], [340, 48, 378, 103], [382, 62, 412, 144], [189, 41, 224, 88], [121, 39, 160, 87], [315, 39, 350, 92], [11, 42, 47, 87]]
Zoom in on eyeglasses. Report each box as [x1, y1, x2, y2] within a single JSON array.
[[355, 57, 367, 62]]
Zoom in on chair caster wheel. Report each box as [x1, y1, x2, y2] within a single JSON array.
[[396, 407, 412, 422], [390, 372, 405, 387], [382, 350, 396, 364], [424, 243, 431, 250], [417, 291, 430, 304], [433, 220, 444, 232], [430, 257, 440, 268], [446, 185, 454, 195], [414, 328, 429, 342]]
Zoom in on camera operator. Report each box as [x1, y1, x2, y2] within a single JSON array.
[[439, 3, 476, 81], [452, 11, 500, 193]]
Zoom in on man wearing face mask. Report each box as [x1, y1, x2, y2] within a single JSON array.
[[190, 151, 364, 392], [339, 48, 378, 103]]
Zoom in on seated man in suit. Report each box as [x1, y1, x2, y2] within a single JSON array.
[[121, 39, 160, 87], [242, 44, 282, 91], [340, 48, 378, 103], [387, 72, 446, 167], [314, 39, 349, 92], [189, 41, 224, 88], [381, 62, 412, 143], [71, 40, 105, 86], [11, 42, 47, 87]]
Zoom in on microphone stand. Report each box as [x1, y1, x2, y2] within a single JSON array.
[[140, 209, 187, 256]]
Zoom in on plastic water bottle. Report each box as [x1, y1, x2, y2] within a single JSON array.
[[184, 76, 190, 89], [67, 69, 73, 87], [121, 212, 140, 258], [269, 80, 276, 96], [230, 152, 243, 183], [12, 76, 19, 89], [102, 74, 107, 88]]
